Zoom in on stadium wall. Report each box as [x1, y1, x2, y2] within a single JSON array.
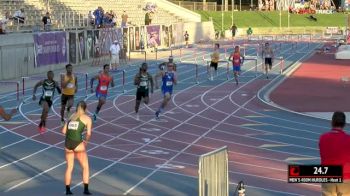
[[0, 21, 215, 80]]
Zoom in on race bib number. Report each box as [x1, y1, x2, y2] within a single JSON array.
[[166, 81, 173, 86], [100, 85, 107, 91], [68, 121, 79, 130], [140, 81, 147, 86], [234, 59, 240, 64], [44, 91, 53, 97], [67, 83, 75, 88]]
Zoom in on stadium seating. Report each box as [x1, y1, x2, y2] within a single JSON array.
[[0, 0, 196, 32]]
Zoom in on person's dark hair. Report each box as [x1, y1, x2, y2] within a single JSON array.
[[47, 70, 53, 75], [332, 111, 346, 128], [66, 64, 72, 69], [76, 101, 87, 112], [103, 64, 109, 69], [215, 43, 220, 48]]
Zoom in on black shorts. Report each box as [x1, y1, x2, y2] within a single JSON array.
[[265, 58, 272, 66], [39, 98, 53, 108], [136, 90, 149, 101], [210, 62, 218, 71], [61, 94, 74, 105], [185, 38, 189, 42], [65, 138, 82, 150]]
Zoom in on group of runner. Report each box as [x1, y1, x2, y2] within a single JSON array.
[[209, 42, 274, 84]]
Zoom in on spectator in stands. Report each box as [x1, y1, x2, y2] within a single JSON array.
[[110, 11, 117, 27], [93, 7, 103, 28], [319, 111, 350, 196], [0, 11, 11, 34], [145, 11, 150, 25], [88, 11, 95, 27], [13, 8, 25, 24], [42, 12, 51, 31], [121, 11, 128, 28]]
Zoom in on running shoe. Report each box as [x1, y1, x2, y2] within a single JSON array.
[[136, 113, 140, 121], [93, 113, 97, 122], [38, 122, 46, 134], [155, 110, 160, 119]]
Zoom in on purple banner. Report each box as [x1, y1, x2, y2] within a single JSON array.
[[146, 25, 161, 48], [34, 31, 67, 67]]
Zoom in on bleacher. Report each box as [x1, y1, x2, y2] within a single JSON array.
[[0, 0, 193, 32]]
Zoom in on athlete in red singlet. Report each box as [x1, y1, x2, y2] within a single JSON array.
[[90, 64, 115, 122], [228, 46, 244, 85]]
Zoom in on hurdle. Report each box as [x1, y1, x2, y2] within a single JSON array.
[[128, 50, 147, 62], [0, 81, 20, 101], [241, 43, 260, 58], [277, 56, 285, 74], [298, 34, 312, 50], [176, 60, 199, 84], [110, 69, 126, 93], [206, 60, 230, 80], [244, 56, 259, 77], [21, 76, 48, 103], [60, 72, 89, 97]]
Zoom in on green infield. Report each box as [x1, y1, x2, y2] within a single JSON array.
[[197, 11, 348, 31]]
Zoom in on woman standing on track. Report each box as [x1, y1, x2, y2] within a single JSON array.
[[62, 101, 92, 195], [33, 71, 61, 133], [228, 46, 244, 85], [90, 64, 115, 122]]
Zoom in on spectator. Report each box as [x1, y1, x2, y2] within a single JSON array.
[[93, 7, 103, 28], [184, 31, 189, 48], [42, 12, 51, 31], [109, 40, 120, 70], [88, 11, 95, 27], [121, 11, 128, 28], [319, 111, 350, 196], [247, 27, 253, 37], [0, 11, 11, 34], [145, 11, 151, 25], [231, 24, 237, 40], [13, 8, 25, 24]]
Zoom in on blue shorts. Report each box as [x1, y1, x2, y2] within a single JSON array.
[[233, 66, 241, 72], [96, 91, 107, 99], [162, 89, 173, 97]]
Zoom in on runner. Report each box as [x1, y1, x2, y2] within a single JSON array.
[[33, 71, 61, 133], [262, 42, 274, 79], [158, 56, 177, 71], [134, 63, 154, 120], [90, 64, 115, 122], [62, 101, 92, 195], [228, 46, 244, 85], [60, 64, 78, 124], [209, 43, 220, 81], [184, 31, 189, 48], [0, 106, 16, 121], [154, 62, 177, 119]]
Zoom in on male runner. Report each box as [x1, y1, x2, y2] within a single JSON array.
[[209, 43, 220, 80], [134, 63, 153, 120], [61, 64, 78, 124], [262, 42, 274, 79], [154, 62, 177, 119], [90, 64, 115, 122], [33, 71, 61, 133], [228, 46, 244, 85]]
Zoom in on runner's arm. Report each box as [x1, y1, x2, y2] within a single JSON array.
[[55, 81, 62, 94], [110, 76, 115, 88], [84, 116, 92, 143], [90, 75, 99, 91], [32, 80, 43, 100], [148, 73, 154, 93], [228, 53, 233, 62], [173, 72, 177, 85], [134, 73, 140, 85], [61, 122, 68, 135]]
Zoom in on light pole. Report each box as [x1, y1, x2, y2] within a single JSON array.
[[231, 0, 234, 26], [279, 1, 282, 29], [222, 0, 224, 32]]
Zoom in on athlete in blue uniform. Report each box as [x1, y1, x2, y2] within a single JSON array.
[[154, 62, 177, 119]]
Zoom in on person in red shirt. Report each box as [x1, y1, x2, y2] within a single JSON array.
[[319, 111, 350, 195], [228, 45, 244, 85], [90, 64, 115, 122]]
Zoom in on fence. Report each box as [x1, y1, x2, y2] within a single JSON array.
[[198, 146, 229, 196]]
